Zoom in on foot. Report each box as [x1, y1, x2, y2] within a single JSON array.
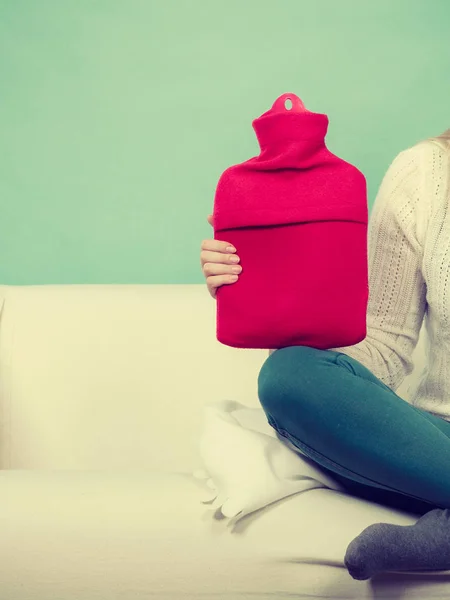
[[345, 508, 450, 580]]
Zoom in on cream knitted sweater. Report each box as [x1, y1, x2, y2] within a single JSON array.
[[335, 138, 450, 421]]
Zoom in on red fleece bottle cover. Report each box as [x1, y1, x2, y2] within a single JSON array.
[[213, 93, 369, 350]]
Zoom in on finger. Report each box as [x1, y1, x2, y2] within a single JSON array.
[[200, 493, 218, 504], [221, 498, 244, 519], [207, 214, 214, 227], [210, 492, 227, 510], [206, 275, 239, 291], [201, 239, 236, 254], [203, 262, 241, 277], [200, 249, 240, 268]]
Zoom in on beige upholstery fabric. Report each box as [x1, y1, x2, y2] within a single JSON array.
[[0, 284, 442, 600]]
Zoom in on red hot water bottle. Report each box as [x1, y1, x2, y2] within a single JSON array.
[[213, 93, 368, 350]]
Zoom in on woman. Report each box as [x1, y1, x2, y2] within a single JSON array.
[[200, 130, 450, 580]]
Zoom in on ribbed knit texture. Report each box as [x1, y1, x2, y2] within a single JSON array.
[[334, 139, 450, 421]]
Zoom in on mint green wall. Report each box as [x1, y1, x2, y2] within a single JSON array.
[[0, 0, 449, 285]]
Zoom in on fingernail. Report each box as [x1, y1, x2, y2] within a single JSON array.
[[226, 246, 236, 253]]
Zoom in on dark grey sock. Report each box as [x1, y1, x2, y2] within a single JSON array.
[[344, 508, 450, 580]]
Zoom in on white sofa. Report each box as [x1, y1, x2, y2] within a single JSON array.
[[0, 283, 449, 600]]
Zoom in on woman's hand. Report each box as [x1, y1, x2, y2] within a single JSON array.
[[200, 214, 242, 299]]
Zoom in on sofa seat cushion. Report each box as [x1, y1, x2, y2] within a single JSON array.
[[1, 470, 450, 600]]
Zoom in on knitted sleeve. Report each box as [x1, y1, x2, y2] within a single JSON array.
[[333, 144, 431, 391]]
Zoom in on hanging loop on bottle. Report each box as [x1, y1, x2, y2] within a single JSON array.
[[271, 93, 306, 113]]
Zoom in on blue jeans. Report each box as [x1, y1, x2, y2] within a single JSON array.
[[258, 346, 450, 515]]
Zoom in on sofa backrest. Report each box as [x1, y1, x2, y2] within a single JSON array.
[[0, 284, 267, 471], [0, 284, 425, 472]]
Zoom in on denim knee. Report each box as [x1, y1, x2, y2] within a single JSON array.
[[258, 345, 329, 424]]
